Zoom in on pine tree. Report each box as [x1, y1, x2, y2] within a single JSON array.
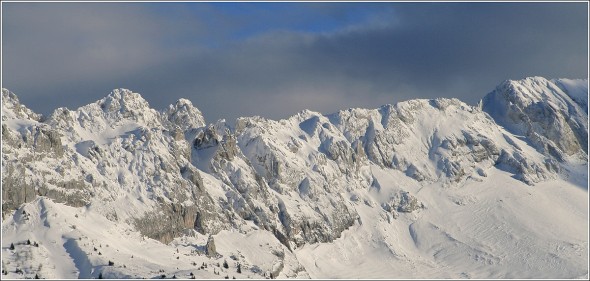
[[9, 243, 15, 250], [108, 260, 114, 266], [98, 272, 103, 279], [223, 260, 229, 269], [34, 273, 39, 279], [237, 263, 241, 274], [27, 239, 31, 245]]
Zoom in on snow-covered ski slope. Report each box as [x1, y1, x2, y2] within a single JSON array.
[[1, 77, 588, 279]]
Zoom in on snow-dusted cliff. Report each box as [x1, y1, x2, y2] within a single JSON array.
[[1, 77, 588, 279]]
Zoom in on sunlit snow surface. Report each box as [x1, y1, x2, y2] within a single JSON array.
[[1, 197, 306, 279], [296, 165, 588, 279]]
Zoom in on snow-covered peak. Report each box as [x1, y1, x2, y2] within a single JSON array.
[[41, 89, 163, 145], [88, 88, 161, 123], [488, 77, 587, 116], [163, 98, 206, 130], [175, 98, 193, 107], [97, 88, 151, 115], [494, 77, 565, 106], [482, 77, 588, 158], [1, 88, 41, 121], [291, 109, 324, 121]]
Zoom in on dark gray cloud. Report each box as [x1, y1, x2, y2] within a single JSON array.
[[2, 2, 587, 123]]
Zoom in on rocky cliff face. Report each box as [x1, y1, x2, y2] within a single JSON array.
[[1, 77, 587, 248]]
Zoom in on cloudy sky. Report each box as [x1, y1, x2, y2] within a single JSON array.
[[2, 2, 588, 122]]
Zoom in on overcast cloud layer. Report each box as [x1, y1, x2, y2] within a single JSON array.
[[2, 2, 588, 122]]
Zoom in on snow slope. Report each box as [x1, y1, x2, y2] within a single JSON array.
[[1, 77, 588, 279], [1, 197, 304, 279], [296, 165, 588, 279]]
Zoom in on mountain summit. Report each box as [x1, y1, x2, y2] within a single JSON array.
[[1, 77, 588, 279], [482, 77, 587, 158]]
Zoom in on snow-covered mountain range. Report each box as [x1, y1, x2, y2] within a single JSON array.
[[1, 76, 588, 279]]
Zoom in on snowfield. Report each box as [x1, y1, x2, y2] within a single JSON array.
[[1, 77, 588, 279], [297, 165, 588, 279]]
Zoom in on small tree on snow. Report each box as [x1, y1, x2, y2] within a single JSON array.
[[9, 243, 15, 250], [223, 260, 229, 269]]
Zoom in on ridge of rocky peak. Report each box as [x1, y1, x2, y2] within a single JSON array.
[[1, 88, 41, 121], [98, 88, 151, 114], [2, 88, 42, 121], [481, 76, 588, 158], [163, 98, 206, 130]]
